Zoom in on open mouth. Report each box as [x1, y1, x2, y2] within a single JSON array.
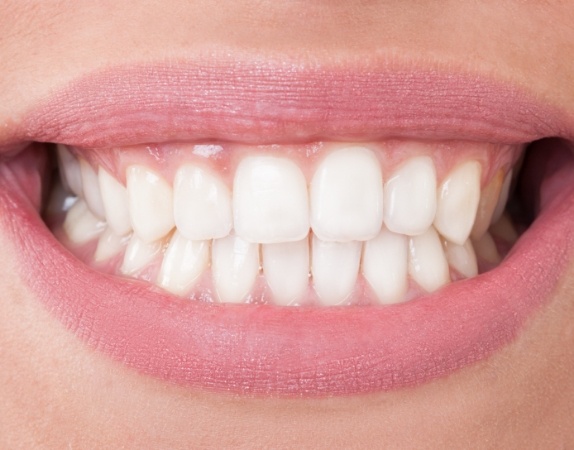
[[1, 62, 574, 396]]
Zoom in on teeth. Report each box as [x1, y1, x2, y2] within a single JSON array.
[[120, 234, 164, 276], [157, 231, 209, 295], [79, 159, 106, 219], [212, 234, 259, 303], [362, 227, 408, 304], [310, 147, 383, 241], [491, 169, 513, 224], [443, 239, 478, 279], [472, 232, 501, 265], [63, 199, 105, 244], [173, 164, 232, 241], [233, 156, 309, 244], [434, 161, 482, 245], [99, 168, 132, 236], [312, 235, 361, 306], [471, 170, 504, 240], [408, 227, 450, 293], [94, 227, 130, 262], [262, 238, 309, 306], [126, 166, 174, 243], [490, 213, 519, 244], [57, 145, 83, 197], [384, 156, 437, 236]]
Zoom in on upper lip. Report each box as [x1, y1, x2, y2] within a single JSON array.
[[2, 57, 574, 150], [2, 57, 574, 397]]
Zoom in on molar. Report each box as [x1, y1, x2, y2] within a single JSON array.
[[57, 145, 83, 197], [63, 199, 105, 244]]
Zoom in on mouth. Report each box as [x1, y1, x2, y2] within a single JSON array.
[[2, 59, 574, 397]]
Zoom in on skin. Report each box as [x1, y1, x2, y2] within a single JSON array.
[[1, 1, 574, 448]]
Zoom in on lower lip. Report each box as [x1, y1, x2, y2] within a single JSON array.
[[2, 146, 574, 397]]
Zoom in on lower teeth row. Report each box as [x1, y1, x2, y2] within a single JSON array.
[[51, 192, 515, 306]]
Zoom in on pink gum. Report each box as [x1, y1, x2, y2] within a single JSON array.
[[68, 139, 523, 188]]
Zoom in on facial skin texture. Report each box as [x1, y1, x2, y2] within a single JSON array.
[[1, 1, 574, 448]]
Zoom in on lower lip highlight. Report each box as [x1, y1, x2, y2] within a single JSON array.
[[2, 147, 574, 396]]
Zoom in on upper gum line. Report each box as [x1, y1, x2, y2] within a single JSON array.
[[52, 140, 521, 307]]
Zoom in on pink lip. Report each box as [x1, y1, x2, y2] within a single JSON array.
[[1, 63, 574, 396], [3, 60, 573, 149]]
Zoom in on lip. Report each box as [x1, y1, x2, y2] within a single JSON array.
[[3, 59, 574, 150], [2, 62, 574, 396]]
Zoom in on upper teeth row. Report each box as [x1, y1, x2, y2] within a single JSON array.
[[58, 145, 512, 247]]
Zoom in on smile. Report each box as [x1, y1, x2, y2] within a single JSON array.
[[2, 59, 574, 396]]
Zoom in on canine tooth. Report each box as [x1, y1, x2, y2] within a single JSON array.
[[79, 159, 106, 219], [262, 238, 309, 306], [157, 231, 209, 295], [310, 147, 383, 241], [472, 232, 501, 264], [94, 227, 129, 262], [126, 166, 174, 242], [384, 156, 437, 236], [212, 235, 259, 303], [312, 235, 361, 306], [174, 164, 232, 241], [443, 239, 478, 279], [57, 145, 83, 197], [99, 168, 132, 236], [434, 161, 482, 245], [471, 171, 503, 240], [408, 227, 450, 292], [362, 227, 408, 304], [120, 235, 163, 276], [491, 170, 513, 224], [63, 199, 105, 244], [233, 156, 309, 243]]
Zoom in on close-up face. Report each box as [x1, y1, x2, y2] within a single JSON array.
[[1, 1, 574, 448]]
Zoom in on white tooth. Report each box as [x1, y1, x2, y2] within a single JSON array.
[[173, 164, 232, 241], [434, 161, 482, 245], [443, 239, 478, 279], [472, 232, 501, 265], [99, 168, 132, 236], [491, 170, 513, 224], [212, 234, 259, 303], [362, 227, 408, 304], [384, 156, 437, 236], [408, 227, 450, 292], [57, 145, 83, 197], [94, 227, 130, 262], [471, 170, 504, 240], [233, 156, 309, 243], [63, 199, 105, 244], [310, 146, 383, 241], [126, 166, 174, 242], [157, 232, 209, 295], [120, 234, 163, 276], [312, 235, 361, 306], [262, 238, 309, 306], [79, 159, 106, 219]]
